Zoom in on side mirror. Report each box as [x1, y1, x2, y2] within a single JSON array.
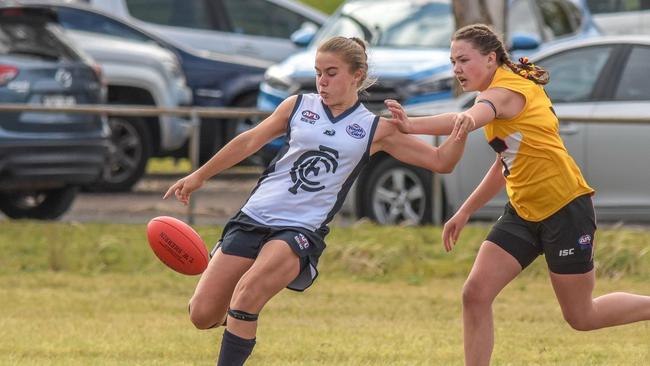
[[290, 22, 318, 47], [509, 33, 541, 51]]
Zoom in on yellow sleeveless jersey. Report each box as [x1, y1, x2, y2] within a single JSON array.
[[483, 66, 593, 221]]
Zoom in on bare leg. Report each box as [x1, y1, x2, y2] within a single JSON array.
[[227, 240, 301, 339], [463, 241, 522, 366], [550, 269, 650, 331], [188, 248, 255, 329]]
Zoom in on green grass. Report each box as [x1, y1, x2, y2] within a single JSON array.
[[299, 0, 344, 14], [1, 221, 649, 365]]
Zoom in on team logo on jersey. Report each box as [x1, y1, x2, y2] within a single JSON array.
[[346, 123, 366, 139], [294, 233, 310, 250], [300, 110, 320, 124], [577, 234, 592, 250], [323, 128, 335, 136], [288, 145, 339, 194]]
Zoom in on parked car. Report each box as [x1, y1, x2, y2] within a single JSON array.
[[360, 35, 650, 224], [67, 30, 193, 191], [587, 0, 650, 35], [257, 0, 600, 161], [0, 6, 110, 219], [43, 1, 270, 163], [83, 0, 328, 63]]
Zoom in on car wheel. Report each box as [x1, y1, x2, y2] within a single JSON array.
[[363, 158, 433, 225], [199, 93, 259, 165], [94, 117, 151, 192], [0, 186, 77, 220]]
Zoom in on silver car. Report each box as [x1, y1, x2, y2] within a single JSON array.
[[85, 0, 328, 63], [351, 35, 650, 224]]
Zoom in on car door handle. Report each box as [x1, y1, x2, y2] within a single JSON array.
[[559, 123, 580, 135]]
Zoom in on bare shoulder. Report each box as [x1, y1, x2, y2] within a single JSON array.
[[274, 95, 300, 118], [372, 117, 397, 143]]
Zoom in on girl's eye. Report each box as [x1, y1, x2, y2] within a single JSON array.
[[327, 72, 336, 77]]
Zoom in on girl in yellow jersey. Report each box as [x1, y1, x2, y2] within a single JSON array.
[[386, 24, 650, 366]]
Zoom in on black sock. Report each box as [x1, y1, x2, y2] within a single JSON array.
[[216, 329, 256, 366]]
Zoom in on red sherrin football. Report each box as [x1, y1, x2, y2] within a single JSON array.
[[146, 216, 208, 275]]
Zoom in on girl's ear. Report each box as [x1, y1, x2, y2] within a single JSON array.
[[487, 51, 497, 67], [353, 68, 364, 86]]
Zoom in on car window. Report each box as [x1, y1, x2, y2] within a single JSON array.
[[538, 0, 577, 39], [57, 7, 151, 43], [508, 0, 541, 39], [614, 45, 650, 101], [222, 0, 313, 38], [0, 21, 78, 61], [587, 0, 650, 13], [313, 1, 453, 48], [125, 0, 214, 30], [539, 46, 613, 102]]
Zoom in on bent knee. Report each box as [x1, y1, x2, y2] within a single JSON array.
[[563, 313, 597, 331], [188, 301, 226, 330]]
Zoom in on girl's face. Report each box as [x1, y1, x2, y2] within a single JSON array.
[[450, 40, 496, 92], [315, 51, 361, 106]]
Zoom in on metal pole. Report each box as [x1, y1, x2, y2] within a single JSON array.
[[187, 110, 201, 225], [432, 134, 443, 225]]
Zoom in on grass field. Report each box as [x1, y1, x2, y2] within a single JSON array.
[[1, 221, 649, 365]]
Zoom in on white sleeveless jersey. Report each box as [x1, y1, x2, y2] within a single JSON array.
[[241, 94, 379, 232]]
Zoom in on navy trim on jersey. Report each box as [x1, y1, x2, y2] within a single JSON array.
[[321, 99, 362, 123], [321, 115, 380, 227], [241, 95, 302, 207]]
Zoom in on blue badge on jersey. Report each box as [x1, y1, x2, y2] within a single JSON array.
[[346, 123, 366, 139]]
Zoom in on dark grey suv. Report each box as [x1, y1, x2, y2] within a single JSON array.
[[0, 6, 109, 219]]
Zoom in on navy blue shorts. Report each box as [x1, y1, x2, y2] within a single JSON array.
[[211, 211, 327, 291], [486, 194, 596, 274]]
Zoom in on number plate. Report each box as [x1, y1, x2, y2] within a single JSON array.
[[42, 95, 76, 107]]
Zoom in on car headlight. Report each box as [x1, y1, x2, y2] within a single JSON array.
[[162, 58, 186, 84], [406, 76, 454, 95], [264, 66, 298, 93]]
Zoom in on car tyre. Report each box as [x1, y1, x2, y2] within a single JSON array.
[[93, 117, 151, 192], [0, 186, 78, 220], [363, 158, 433, 225]]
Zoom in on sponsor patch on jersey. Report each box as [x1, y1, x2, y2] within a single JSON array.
[[346, 123, 366, 139], [294, 233, 310, 250], [300, 110, 320, 124], [323, 128, 335, 136], [577, 234, 592, 250]]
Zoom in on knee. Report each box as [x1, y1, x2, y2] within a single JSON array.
[[562, 312, 596, 331], [188, 299, 226, 330], [230, 277, 266, 312], [462, 278, 495, 309]]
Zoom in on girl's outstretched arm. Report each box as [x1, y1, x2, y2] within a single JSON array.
[[163, 95, 297, 204]]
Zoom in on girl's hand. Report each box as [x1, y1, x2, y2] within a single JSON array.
[[452, 112, 476, 141], [163, 172, 205, 206], [442, 211, 470, 252], [384, 99, 413, 134]]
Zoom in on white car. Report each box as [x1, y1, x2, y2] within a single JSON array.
[[588, 1, 650, 35], [84, 0, 328, 63], [347, 35, 650, 224]]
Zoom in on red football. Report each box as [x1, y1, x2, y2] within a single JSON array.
[[146, 216, 208, 275]]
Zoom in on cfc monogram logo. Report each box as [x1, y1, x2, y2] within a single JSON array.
[[288, 145, 339, 194]]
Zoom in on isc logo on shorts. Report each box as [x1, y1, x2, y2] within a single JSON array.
[[559, 248, 575, 257], [294, 233, 309, 250]]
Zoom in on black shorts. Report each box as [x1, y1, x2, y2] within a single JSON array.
[[211, 211, 327, 292], [486, 194, 596, 274]]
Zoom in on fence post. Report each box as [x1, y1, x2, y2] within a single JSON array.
[[187, 110, 201, 225], [432, 134, 443, 226]]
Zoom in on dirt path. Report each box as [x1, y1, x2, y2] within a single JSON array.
[[61, 172, 260, 225]]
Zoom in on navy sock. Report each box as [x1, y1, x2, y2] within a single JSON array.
[[216, 329, 256, 366]]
